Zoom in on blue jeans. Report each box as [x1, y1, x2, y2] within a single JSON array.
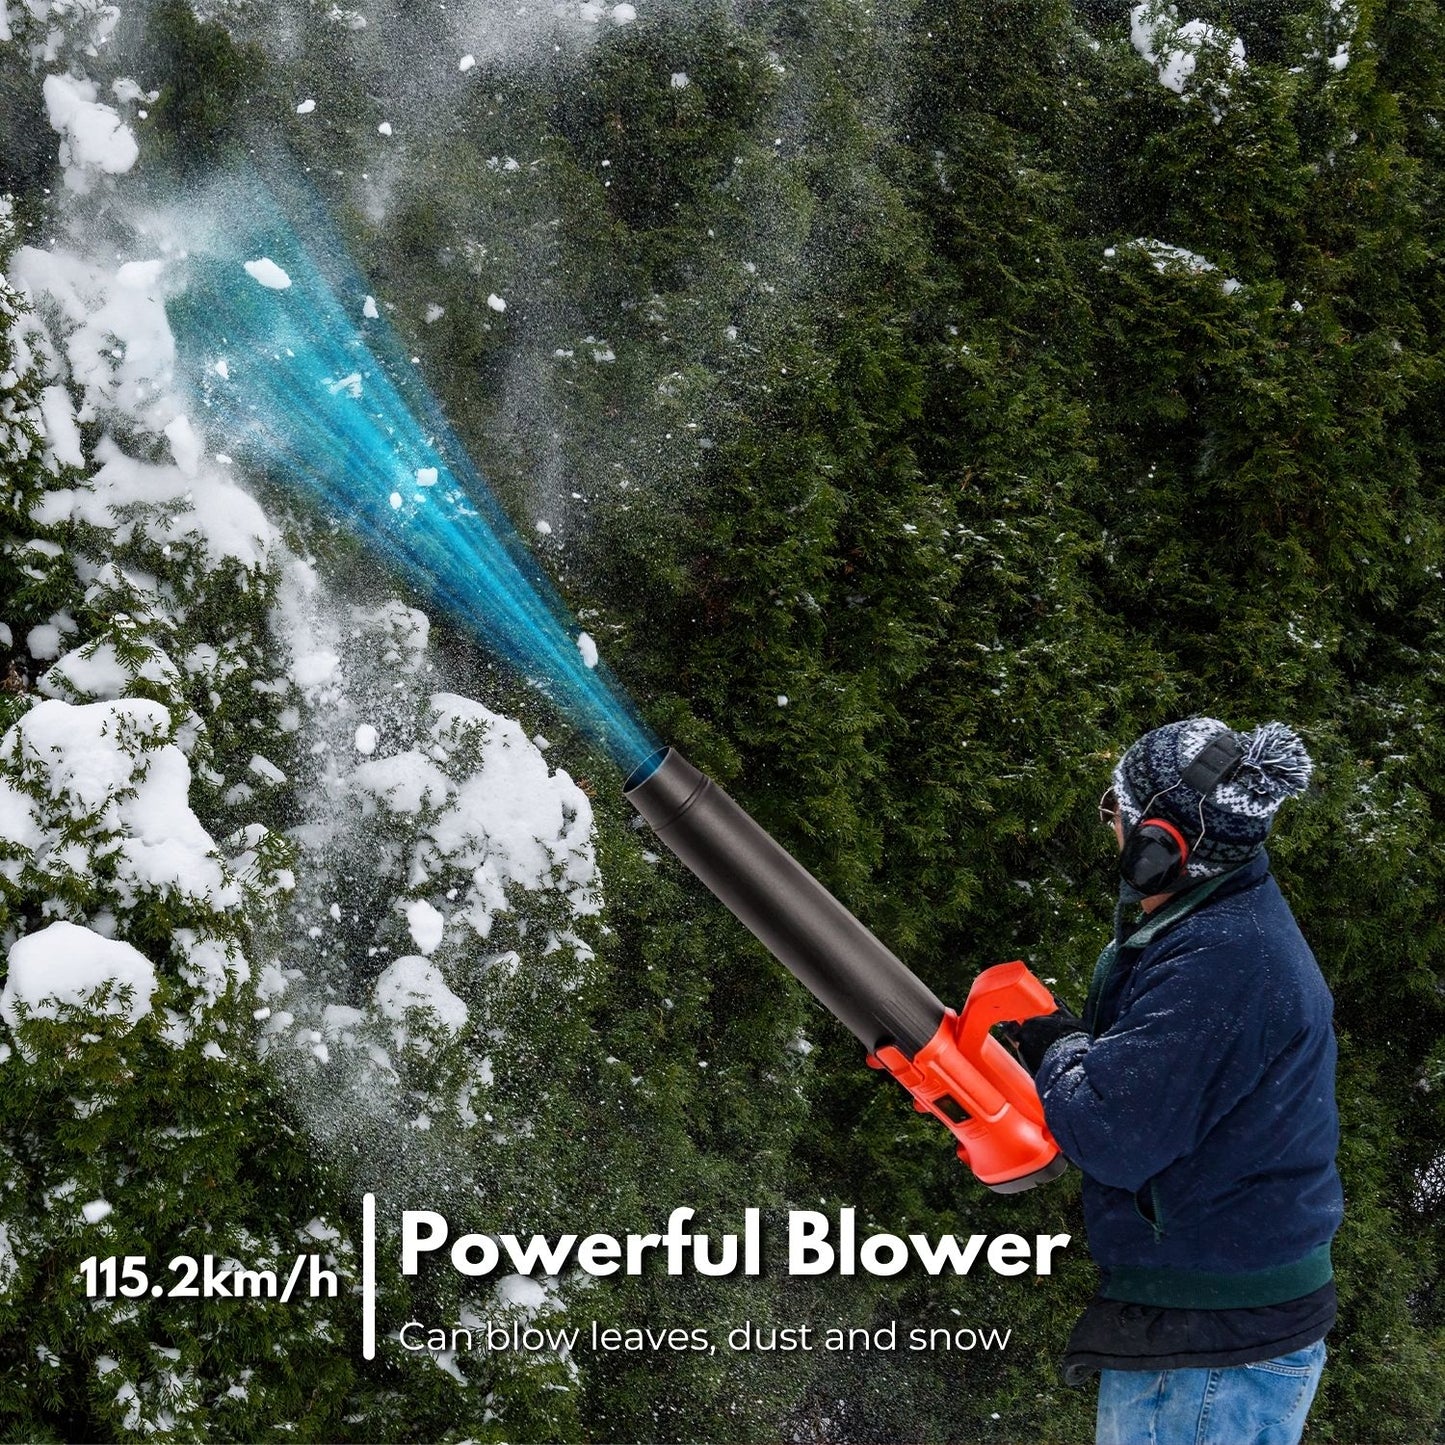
[[1097, 1340, 1326, 1445]]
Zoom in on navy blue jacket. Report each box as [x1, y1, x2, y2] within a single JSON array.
[[1035, 851, 1344, 1309]]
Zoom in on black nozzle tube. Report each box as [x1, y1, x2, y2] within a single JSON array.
[[625, 748, 946, 1056]]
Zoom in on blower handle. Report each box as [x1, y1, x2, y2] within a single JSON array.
[[957, 959, 1058, 1060], [868, 961, 1068, 1192]]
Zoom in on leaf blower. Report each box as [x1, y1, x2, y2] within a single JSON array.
[[625, 748, 1067, 1193]]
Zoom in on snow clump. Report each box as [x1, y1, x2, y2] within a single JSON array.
[[42, 76, 139, 194], [243, 258, 293, 290], [2, 922, 158, 1032], [1130, 2, 1245, 96], [1117, 239, 1244, 295], [374, 956, 468, 1038], [0, 698, 240, 915], [405, 899, 446, 956]]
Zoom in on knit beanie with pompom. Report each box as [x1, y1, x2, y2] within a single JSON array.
[[1112, 717, 1313, 882]]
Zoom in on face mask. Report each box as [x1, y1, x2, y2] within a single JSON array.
[[1112, 879, 1147, 942], [1118, 878, 1148, 907]]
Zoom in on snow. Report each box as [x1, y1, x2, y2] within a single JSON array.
[[670, 72, 690, 89], [117, 260, 163, 290], [1130, 2, 1244, 96], [350, 750, 451, 814], [1139, 240, 1216, 272], [163, 415, 204, 476], [39, 386, 84, 468], [8, 238, 280, 565], [576, 632, 599, 669], [496, 1274, 549, 1309], [42, 76, 139, 194], [320, 1005, 364, 1043], [0, 699, 238, 913], [40, 640, 181, 703], [5, 87, 611, 1356], [459, 54, 476, 72], [612, 4, 637, 22], [248, 755, 287, 784], [9, 246, 177, 419], [378, 122, 393, 136], [33, 437, 276, 572], [374, 956, 468, 1035], [27, 624, 63, 660], [2, 922, 157, 1032], [405, 899, 446, 955], [291, 647, 340, 689], [244, 258, 293, 290], [296, 99, 316, 115], [1119, 238, 1243, 295], [82, 1199, 113, 1224], [177, 933, 248, 1009], [413, 694, 599, 932], [535, 520, 552, 535]]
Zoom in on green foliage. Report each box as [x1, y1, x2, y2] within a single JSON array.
[[0, 227, 82, 685], [144, 0, 266, 172]]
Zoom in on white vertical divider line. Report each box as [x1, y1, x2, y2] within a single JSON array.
[[362, 1191, 376, 1359]]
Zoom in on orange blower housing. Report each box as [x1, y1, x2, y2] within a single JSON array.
[[624, 747, 1067, 1193], [868, 961, 1067, 1192]]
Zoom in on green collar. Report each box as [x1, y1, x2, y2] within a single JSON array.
[[1085, 865, 1246, 1032], [1120, 867, 1239, 949]]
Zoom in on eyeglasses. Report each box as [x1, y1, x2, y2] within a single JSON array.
[[1098, 785, 1119, 827]]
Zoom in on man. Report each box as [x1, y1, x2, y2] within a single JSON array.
[[1006, 717, 1343, 1445]]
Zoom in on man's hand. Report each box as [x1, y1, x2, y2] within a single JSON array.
[[998, 1000, 1087, 1075]]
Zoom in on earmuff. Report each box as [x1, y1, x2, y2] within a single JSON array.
[[1119, 732, 1245, 894]]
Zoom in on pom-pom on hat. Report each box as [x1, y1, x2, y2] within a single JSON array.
[[1113, 717, 1313, 881]]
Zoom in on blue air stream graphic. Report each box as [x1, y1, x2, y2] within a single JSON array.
[[169, 174, 659, 775]]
